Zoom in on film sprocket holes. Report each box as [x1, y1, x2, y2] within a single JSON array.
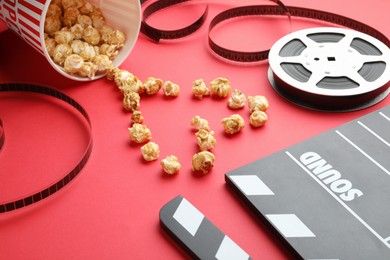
[[0, 120, 4, 154], [268, 27, 390, 111], [0, 84, 92, 214]]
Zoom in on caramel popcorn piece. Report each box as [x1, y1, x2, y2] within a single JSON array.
[[131, 111, 144, 124], [250, 111, 268, 127], [123, 91, 140, 112], [99, 25, 114, 43], [78, 62, 98, 79], [192, 79, 210, 99], [191, 151, 215, 174], [248, 95, 269, 113], [91, 14, 105, 29], [83, 26, 100, 46], [143, 77, 163, 95], [70, 24, 84, 40], [99, 44, 119, 60], [160, 155, 181, 174], [210, 77, 231, 98], [162, 81, 180, 97], [92, 54, 111, 73], [77, 14, 93, 27], [79, 42, 97, 61], [114, 70, 144, 94], [44, 16, 61, 35], [106, 66, 119, 80], [195, 129, 216, 151], [227, 89, 246, 109], [64, 54, 84, 74], [128, 123, 151, 144], [141, 142, 160, 161], [191, 115, 210, 131], [90, 6, 103, 16], [63, 7, 80, 27], [221, 114, 245, 134], [114, 70, 133, 88], [70, 39, 84, 54], [46, 3, 62, 18], [53, 43, 72, 65], [79, 1, 94, 14], [54, 30, 74, 44], [107, 29, 126, 47], [45, 37, 57, 58]]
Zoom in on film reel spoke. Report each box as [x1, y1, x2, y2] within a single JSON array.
[[336, 33, 355, 48], [361, 56, 387, 63], [278, 56, 305, 64], [306, 71, 325, 88], [345, 71, 366, 87], [300, 36, 319, 49]]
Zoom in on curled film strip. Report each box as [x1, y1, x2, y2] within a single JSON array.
[[140, 0, 209, 42], [0, 83, 92, 214]]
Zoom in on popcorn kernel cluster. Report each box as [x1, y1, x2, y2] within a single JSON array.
[[44, 0, 126, 79]]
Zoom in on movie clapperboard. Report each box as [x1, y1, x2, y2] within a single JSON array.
[[226, 105, 390, 260]]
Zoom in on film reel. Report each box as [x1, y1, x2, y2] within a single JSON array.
[[268, 27, 390, 111]]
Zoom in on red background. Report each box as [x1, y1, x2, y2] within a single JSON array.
[[1, 0, 389, 259]]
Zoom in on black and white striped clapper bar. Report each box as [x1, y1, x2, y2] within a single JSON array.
[[160, 195, 252, 260]]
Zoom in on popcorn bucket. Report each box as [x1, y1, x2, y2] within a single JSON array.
[[0, 0, 142, 81]]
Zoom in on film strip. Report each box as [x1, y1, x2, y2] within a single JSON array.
[[0, 83, 92, 214], [160, 195, 252, 259], [0, 119, 4, 152], [140, 0, 209, 42]]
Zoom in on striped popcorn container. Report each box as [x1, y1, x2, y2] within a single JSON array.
[[0, 0, 141, 81]]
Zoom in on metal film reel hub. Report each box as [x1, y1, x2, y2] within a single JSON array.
[[268, 27, 390, 111]]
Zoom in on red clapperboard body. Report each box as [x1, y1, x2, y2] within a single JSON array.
[[226, 105, 390, 260]]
